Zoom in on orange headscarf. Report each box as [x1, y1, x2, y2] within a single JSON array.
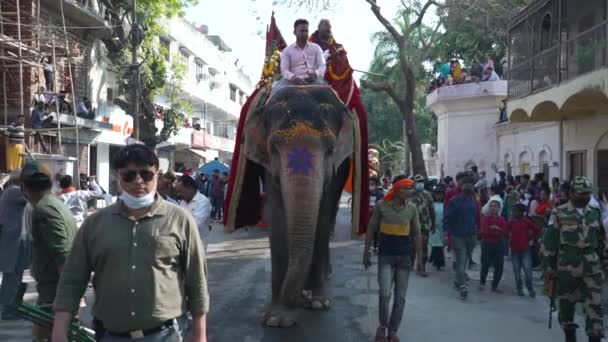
[[382, 178, 414, 202]]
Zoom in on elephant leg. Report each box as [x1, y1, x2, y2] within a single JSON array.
[[304, 159, 351, 311], [261, 174, 298, 327]]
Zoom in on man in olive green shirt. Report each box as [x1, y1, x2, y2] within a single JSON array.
[[20, 161, 78, 341], [52, 144, 209, 342]]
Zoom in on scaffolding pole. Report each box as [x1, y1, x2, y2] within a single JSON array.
[[59, 0, 80, 188], [52, 33, 61, 147], [16, 0, 23, 117], [1, 0, 7, 128]]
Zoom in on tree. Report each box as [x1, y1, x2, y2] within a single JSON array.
[[98, 0, 197, 148], [436, 0, 534, 75], [372, 139, 407, 173], [360, 3, 441, 177]]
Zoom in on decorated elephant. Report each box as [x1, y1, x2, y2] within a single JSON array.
[[224, 85, 366, 327]]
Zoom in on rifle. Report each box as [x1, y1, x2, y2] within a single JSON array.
[[10, 282, 96, 342], [548, 273, 558, 329]]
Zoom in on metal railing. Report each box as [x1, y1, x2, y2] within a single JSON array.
[[508, 20, 608, 98]]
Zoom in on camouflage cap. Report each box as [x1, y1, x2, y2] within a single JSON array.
[[20, 161, 52, 183], [413, 174, 425, 182], [570, 176, 592, 194]]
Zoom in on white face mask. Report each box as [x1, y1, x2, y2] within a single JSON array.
[[120, 191, 156, 209]]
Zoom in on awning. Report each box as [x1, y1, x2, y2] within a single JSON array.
[[188, 148, 207, 159]]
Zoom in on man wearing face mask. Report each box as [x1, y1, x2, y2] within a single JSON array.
[[542, 177, 608, 342], [52, 144, 209, 342], [444, 174, 480, 299], [409, 174, 435, 277]]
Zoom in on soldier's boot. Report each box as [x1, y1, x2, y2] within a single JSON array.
[[564, 328, 577, 342], [588, 336, 601, 342]]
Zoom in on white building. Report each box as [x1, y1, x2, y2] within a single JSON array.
[[505, 0, 608, 195], [429, 0, 608, 199], [427, 81, 507, 181], [155, 18, 253, 172]]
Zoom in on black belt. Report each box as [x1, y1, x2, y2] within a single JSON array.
[[107, 319, 175, 339]]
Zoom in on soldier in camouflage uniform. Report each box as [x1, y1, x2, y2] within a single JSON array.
[[541, 177, 608, 342], [410, 174, 436, 277]]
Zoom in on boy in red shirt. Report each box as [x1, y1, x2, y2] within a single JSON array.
[[507, 203, 541, 297], [479, 200, 507, 292]]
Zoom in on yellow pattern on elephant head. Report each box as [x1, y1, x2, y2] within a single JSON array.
[[275, 122, 334, 142]]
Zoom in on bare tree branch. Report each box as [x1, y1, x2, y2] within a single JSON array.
[[420, 20, 442, 57], [365, 0, 404, 45], [406, 0, 438, 36], [360, 79, 405, 104]]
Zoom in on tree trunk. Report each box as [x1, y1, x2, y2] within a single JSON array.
[[402, 119, 410, 175], [400, 66, 427, 178]]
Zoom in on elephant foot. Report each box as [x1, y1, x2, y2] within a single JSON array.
[[259, 305, 298, 328]]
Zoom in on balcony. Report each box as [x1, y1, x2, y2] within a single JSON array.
[[509, 20, 607, 99], [41, 0, 109, 28]]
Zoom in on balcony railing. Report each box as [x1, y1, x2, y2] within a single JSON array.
[[508, 20, 608, 98]]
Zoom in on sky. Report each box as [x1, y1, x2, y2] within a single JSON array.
[[185, 0, 406, 83]]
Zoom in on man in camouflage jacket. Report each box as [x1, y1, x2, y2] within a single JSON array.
[[541, 177, 608, 342], [410, 174, 435, 277]]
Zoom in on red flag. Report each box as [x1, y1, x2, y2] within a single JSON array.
[[259, 12, 286, 89]]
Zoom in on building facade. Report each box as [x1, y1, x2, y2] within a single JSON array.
[[155, 18, 253, 173], [506, 0, 608, 195]]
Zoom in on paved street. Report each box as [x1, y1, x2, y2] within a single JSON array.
[[0, 198, 586, 341]]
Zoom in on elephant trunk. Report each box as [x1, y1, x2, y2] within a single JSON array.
[[278, 148, 324, 307]]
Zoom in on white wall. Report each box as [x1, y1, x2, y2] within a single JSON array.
[[496, 122, 560, 179], [428, 81, 507, 180]]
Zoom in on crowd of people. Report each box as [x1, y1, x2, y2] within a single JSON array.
[[365, 167, 608, 342], [0, 144, 225, 342], [428, 55, 502, 93]]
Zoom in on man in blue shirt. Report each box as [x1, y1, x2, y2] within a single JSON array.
[[444, 174, 480, 299]]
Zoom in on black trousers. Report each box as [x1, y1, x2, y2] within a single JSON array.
[[480, 241, 504, 288]]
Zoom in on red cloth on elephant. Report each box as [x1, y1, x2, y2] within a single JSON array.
[[310, 31, 370, 235]]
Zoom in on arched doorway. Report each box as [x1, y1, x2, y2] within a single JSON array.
[[596, 131, 608, 197], [519, 151, 531, 175], [539, 150, 550, 181]]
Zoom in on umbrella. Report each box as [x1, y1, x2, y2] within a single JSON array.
[[198, 160, 229, 176]]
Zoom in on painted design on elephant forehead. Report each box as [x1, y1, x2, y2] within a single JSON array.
[[287, 147, 315, 175], [275, 122, 332, 142]]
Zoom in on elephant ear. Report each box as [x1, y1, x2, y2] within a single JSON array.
[[332, 107, 355, 172], [242, 105, 270, 170]]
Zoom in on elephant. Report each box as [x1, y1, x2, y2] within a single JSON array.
[[239, 85, 356, 327]]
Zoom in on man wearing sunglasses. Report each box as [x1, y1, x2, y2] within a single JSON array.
[[52, 144, 209, 342]]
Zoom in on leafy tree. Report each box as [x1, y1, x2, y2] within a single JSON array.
[[98, 0, 197, 147], [436, 0, 534, 75], [362, 7, 439, 173]]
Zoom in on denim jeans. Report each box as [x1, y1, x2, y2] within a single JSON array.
[[210, 195, 224, 220], [378, 255, 412, 333], [453, 235, 476, 289], [480, 241, 504, 288], [511, 249, 533, 291]]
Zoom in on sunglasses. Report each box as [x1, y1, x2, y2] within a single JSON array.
[[120, 169, 156, 183]]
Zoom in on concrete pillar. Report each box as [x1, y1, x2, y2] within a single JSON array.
[[97, 143, 110, 192]]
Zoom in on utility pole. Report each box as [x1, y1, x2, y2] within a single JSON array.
[[131, 0, 142, 141]]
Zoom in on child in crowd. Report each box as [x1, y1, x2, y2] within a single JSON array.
[[506, 203, 541, 297], [429, 186, 446, 271], [479, 200, 507, 293]]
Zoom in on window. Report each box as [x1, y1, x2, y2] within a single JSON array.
[[106, 87, 114, 103], [239, 91, 245, 105], [160, 37, 171, 62], [229, 85, 237, 102], [195, 60, 205, 82], [540, 13, 552, 51], [598, 150, 608, 198], [179, 48, 190, 71], [569, 151, 586, 180]]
